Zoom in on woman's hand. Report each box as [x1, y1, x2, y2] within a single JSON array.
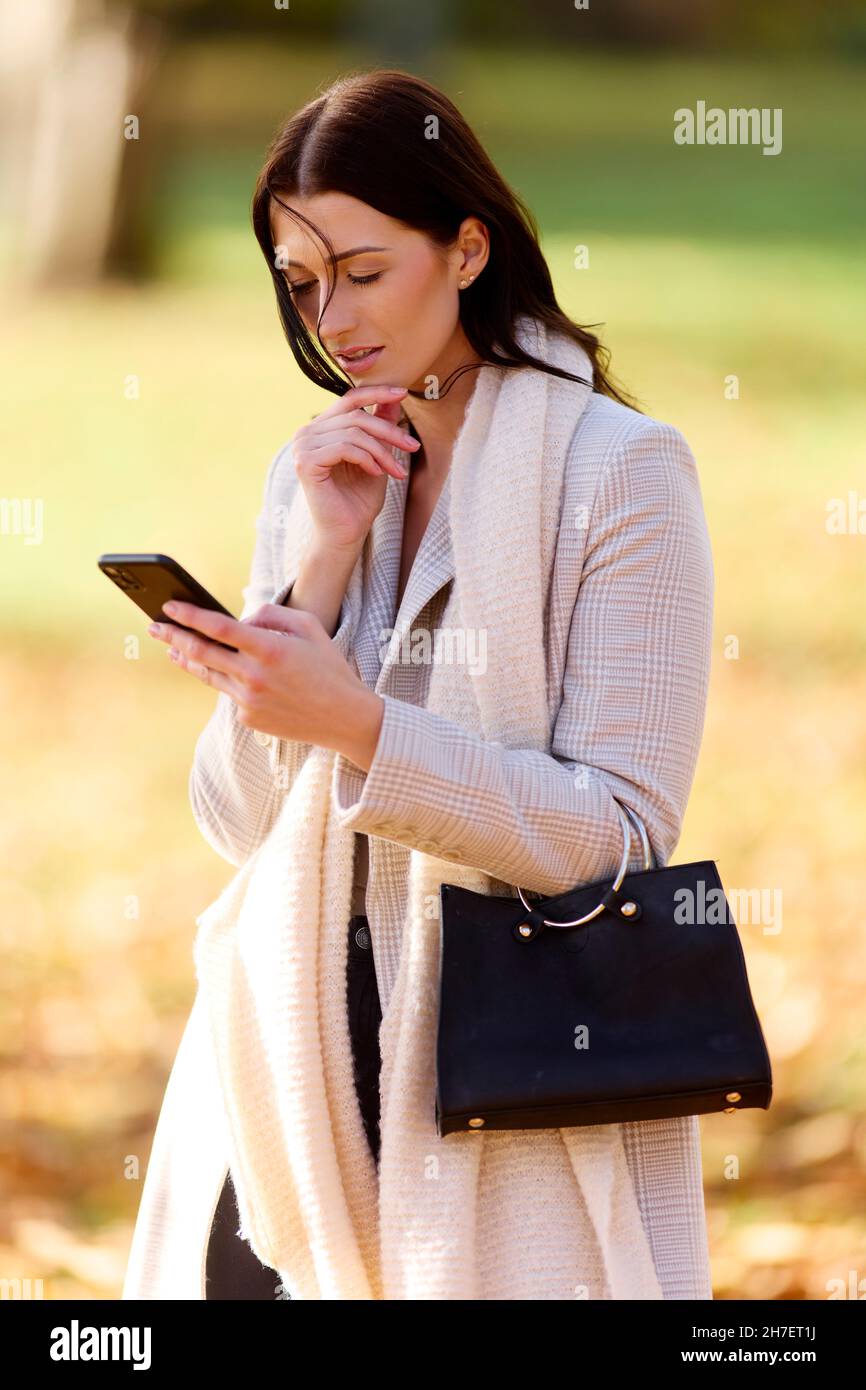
[[291, 383, 420, 552], [147, 599, 385, 770]]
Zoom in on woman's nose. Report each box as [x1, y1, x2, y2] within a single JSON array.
[[315, 284, 357, 340]]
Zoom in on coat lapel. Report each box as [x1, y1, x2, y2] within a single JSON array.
[[351, 462, 455, 695]]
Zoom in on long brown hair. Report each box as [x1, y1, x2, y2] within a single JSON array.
[[251, 67, 642, 410]]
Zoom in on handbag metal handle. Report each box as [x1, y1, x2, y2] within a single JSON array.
[[515, 798, 655, 928]]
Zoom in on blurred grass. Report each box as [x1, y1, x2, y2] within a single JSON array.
[[1, 41, 864, 1300]]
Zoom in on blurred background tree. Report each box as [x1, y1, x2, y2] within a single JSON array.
[[3, 0, 865, 286]]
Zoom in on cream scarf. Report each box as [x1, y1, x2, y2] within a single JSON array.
[[192, 313, 664, 1300]]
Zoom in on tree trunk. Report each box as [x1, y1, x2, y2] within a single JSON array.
[[5, 0, 168, 290]]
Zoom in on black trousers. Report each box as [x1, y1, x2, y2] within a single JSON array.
[[203, 915, 382, 1300]]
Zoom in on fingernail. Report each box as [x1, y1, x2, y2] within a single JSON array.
[[147, 623, 160, 635], [168, 647, 180, 661], [163, 601, 178, 615], [389, 386, 407, 394]]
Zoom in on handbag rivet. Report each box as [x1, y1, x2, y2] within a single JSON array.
[[518, 923, 533, 937], [468, 1117, 485, 1128], [723, 1107, 737, 1114], [620, 901, 637, 916], [725, 1091, 742, 1103]]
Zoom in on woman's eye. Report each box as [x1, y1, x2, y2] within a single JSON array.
[[287, 270, 382, 299], [347, 272, 382, 288]]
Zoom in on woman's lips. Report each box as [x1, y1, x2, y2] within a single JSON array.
[[335, 346, 384, 374]]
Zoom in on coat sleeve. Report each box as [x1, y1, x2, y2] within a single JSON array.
[[330, 421, 715, 895], [188, 440, 353, 866]]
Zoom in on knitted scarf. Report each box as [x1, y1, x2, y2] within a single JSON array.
[[192, 313, 664, 1300]]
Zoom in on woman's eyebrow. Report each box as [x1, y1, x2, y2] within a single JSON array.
[[286, 244, 391, 269]]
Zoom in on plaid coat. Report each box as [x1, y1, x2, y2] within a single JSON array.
[[122, 389, 716, 1299]]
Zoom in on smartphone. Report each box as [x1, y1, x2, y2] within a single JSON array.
[[97, 553, 239, 652]]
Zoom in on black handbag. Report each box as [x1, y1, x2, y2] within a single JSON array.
[[435, 797, 772, 1136]]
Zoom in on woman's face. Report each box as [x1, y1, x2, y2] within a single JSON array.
[[269, 191, 483, 391]]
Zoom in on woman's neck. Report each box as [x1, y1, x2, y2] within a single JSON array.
[[402, 335, 486, 482]]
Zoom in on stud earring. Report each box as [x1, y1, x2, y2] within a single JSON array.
[[459, 274, 476, 289]]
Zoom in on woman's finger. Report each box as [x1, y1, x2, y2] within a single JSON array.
[[165, 646, 245, 700], [304, 429, 408, 477], [339, 407, 419, 452], [310, 411, 418, 457], [310, 383, 407, 423], [148, 616, 247, 679], [296, 440, 383, 479], [149, 602, 270, 660]]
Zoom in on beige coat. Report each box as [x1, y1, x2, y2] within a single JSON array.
[[122, 387, 715, 1299]]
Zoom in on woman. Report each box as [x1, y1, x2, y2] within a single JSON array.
[[123, 68, 715, 1301]]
